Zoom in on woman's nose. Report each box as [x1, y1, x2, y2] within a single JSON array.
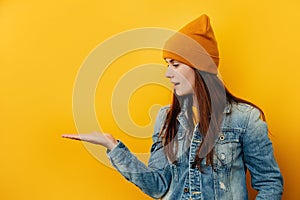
[[165, 66, 174, 78]]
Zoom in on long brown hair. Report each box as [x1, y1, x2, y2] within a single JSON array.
[[160, 69, 265, 171]]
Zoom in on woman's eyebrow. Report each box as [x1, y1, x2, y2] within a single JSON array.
[[165, 59, 174, 63]]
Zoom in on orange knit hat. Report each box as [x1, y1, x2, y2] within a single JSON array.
[[163, 14, 219, 74]]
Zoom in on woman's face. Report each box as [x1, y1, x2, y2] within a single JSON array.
[[165, 58, 195, 96]]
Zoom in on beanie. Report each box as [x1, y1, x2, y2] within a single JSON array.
[[163, 14, 219, 74]]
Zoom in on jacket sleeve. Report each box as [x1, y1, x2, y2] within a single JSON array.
[[242, 108, 283, 200], [106, 106, 171, 199]]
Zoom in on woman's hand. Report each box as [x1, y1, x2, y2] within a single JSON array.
[[62, 132, 118, 150]]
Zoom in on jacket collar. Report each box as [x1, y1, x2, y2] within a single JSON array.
[[176, 98, 232, 130], [223, 102, 232, 114]]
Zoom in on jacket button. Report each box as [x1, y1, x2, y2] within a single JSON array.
[[219, 153, 226, 160], [184, 188, 189, 193], [219, 134, 225, 140]]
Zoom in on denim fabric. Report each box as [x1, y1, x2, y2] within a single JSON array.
[[107, 102, 283, 200]]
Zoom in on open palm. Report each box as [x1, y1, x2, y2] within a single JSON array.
[[62, 132, 118, 150]]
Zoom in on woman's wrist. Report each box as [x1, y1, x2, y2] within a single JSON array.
[[106, 139, 118, 150]]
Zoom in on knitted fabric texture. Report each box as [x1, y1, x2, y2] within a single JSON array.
[[163, 14, 219, 74]]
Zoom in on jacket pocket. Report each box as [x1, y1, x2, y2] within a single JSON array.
[[213, 128, 242, 194], [148, 140, 170, 169], [214, 128, 242, 168]]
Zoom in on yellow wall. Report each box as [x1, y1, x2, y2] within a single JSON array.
[[1, 0, 299, 199]]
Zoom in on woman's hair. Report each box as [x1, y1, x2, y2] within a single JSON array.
[[159, 69, 265, 171]]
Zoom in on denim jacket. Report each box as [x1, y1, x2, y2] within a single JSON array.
[[107, 102, 283, 200]]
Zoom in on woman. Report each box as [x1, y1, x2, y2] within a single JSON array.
[[62, 14, 283, 199]]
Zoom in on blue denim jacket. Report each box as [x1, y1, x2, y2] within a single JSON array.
[[107, 102, 283, 199]]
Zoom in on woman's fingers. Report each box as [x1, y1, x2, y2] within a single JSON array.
[[62, 134, 89, 142], [62, 133, 99, 143], [62, 134, 81, 140]]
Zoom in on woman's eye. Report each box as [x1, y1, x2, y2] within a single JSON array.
[[166, 63, 180, 68]]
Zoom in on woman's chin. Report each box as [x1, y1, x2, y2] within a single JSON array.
[[175, 90, 190, 97], [175, 91, 183, 96]]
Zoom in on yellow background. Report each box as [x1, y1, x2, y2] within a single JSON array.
[[1, 0, 299, 199]]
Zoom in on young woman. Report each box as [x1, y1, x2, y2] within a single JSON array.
[[62, 14, 283, 199]]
